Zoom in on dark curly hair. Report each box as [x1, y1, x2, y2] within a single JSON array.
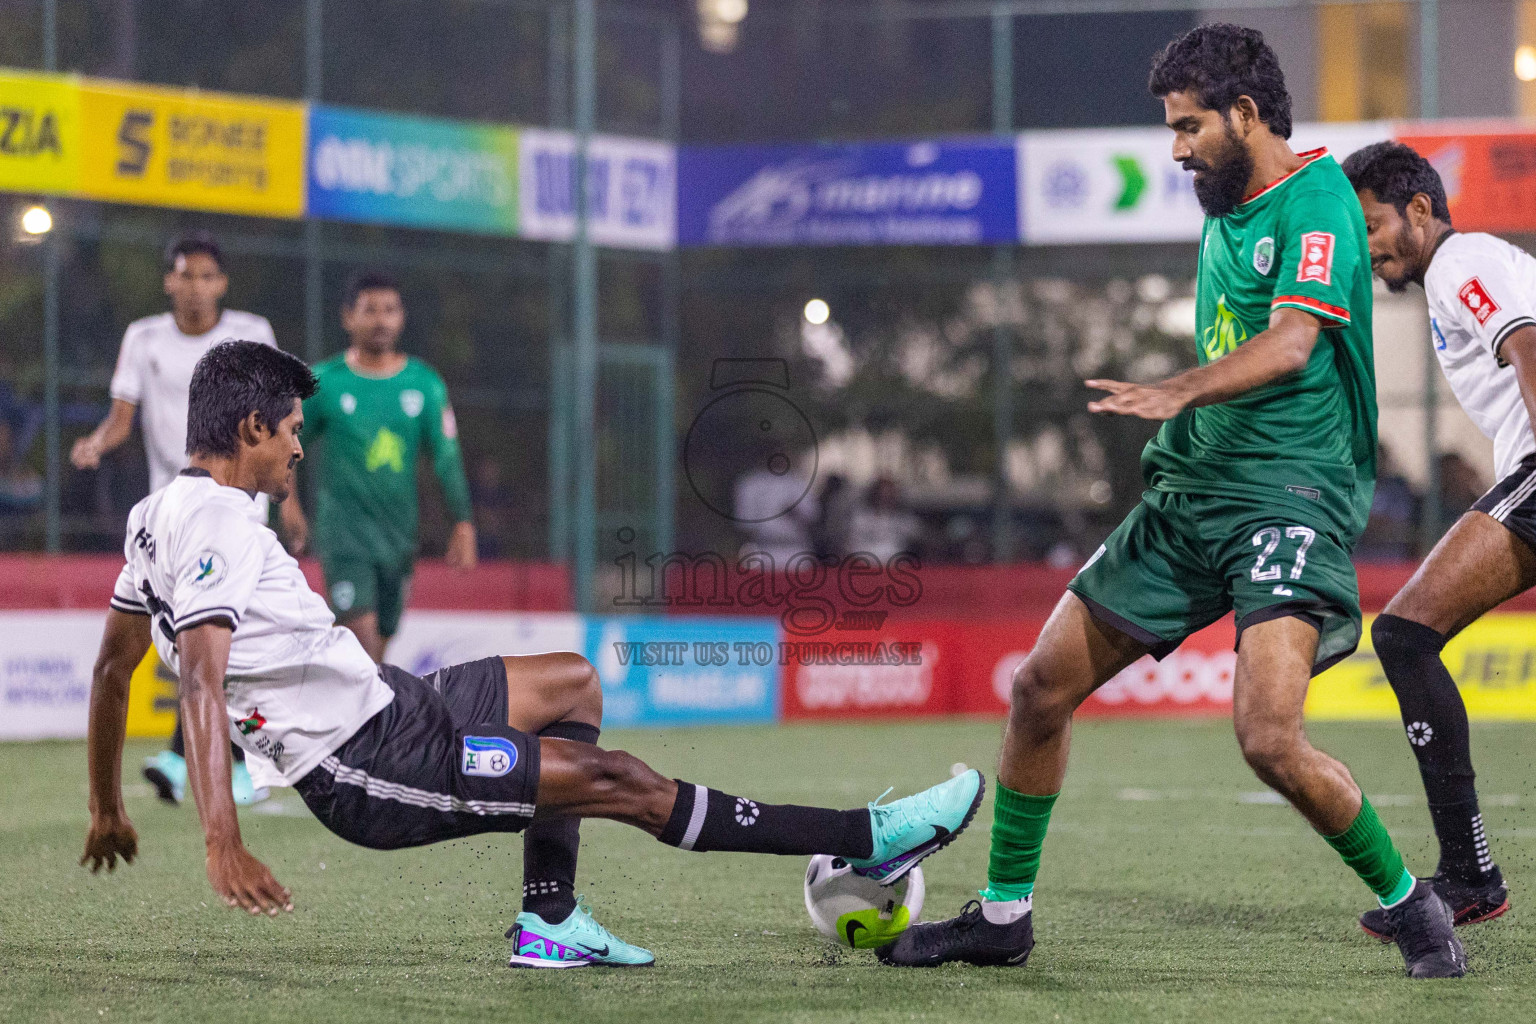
[[1148, 23, 1292, 139], [187, 341, 317, 457], [1341, 141, 1452, 225]]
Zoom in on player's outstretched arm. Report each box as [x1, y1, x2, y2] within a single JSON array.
[[70, 399, 137, 470], [1087, 306, 1323, 420], [178, 621, 293, 916], [81, 608, 152, 873]]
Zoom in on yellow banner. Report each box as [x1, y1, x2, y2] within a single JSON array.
[[125, 647, 178, 739], [78, 78, 305, 218], [0, 69, 80, 193], [1307, 612, 1536, 721]]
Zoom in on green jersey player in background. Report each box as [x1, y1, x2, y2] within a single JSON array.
[[879, 25, 1464, 979], [282, 271, 476, 663]]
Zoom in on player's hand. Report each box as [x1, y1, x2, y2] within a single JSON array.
[[446, 522, 478, 571], [1085, 379, 1188, 421], [206, 842, 293, 916], [80, 810, 138, 873], [70, 435, 104, 470]]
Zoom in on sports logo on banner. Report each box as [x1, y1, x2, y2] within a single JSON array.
[[518, 128, 676, 250], [0, 69, 80, 194], [678, 139, 1016, 247]]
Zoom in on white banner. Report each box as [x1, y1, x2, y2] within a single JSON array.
[[1017, 121, 1393, 245], [518, 129, 677, 251], [386, 612, 584, 678], [0, 611, 107, 740]]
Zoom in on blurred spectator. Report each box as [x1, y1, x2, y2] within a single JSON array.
[[469, 455, 517, 559], [847, 477, 923, 562], [0, 419, 42, 514], [734, 460, 819, 565], [1438, 451, 1487, 534], [1357, 443, 1419, 561], [811, 472, 854, 561]]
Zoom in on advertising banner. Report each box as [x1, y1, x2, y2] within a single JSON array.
[[780, 620, 958, 720], [1017, 121, 1390, 245], [518, 128, 676, 250], [76, 77, 305, 218], [1307, 613, 1536, 720], [678, 138, 1017, 247], [0, 612, 106, 740], [1395, 127, 1536, 235], [307, 105, 518, 234], [0, 69, 80, 194], [586, 615, 779, 727]]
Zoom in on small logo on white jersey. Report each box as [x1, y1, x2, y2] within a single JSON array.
[[462, 735, 518, 777], [1407, 721, 1434, 746], [340, 393, 357, 415], [401, 390, 425, 418], [735, 798, 760, 826], [191, 551, 226, 589], [331, 580, 356, 611], [1457, 277, 1500, 326], [1253, 236, 1275, 275], [1297, 231, 1335, 285]]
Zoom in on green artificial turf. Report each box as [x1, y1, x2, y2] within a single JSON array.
[[3, 719, 1534, 1023]]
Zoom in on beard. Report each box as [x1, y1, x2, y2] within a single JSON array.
[[1185, 125, 1254, 218], [1380, 222, 1419, 293]]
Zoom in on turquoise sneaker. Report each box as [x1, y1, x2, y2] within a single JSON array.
[[231, 761, 270, 806], [507, 899, 655, 969], [142, 750, 187, 805], [848, 769, 985, 885]]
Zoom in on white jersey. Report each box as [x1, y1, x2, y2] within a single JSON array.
[[112, 471, 393, 788], [1424, 232, 1536, 479], [109, 310, 277, 492]]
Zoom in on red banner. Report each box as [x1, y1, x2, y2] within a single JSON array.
[[1398, 129, 1536, 234]]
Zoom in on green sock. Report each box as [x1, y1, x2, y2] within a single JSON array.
[[1323, 796, 1415, 907], [979, 785, 1058, 902]]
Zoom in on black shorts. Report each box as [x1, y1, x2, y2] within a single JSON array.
[[294, 657, 539, 850], [1474, 452, 1536, 553]]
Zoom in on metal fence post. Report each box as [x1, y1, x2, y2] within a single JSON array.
[[572, 0, 599, 612], [42, 0, 60, 552], [991, 4, 1014, 563]]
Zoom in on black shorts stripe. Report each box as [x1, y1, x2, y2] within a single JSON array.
[[1473, 453, 1536, 553]]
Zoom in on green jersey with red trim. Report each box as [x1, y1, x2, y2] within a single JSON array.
[[1141, 149, 1377, 538]]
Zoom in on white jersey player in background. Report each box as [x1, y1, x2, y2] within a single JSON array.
[[1342, 141, 1536, 941], [71, 231, 282, 809]]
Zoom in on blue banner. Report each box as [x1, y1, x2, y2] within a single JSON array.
[[678, 138, 1017, 247], [585, 616, 780, 728]]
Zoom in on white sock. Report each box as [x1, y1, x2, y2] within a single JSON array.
[[980, 894, 1032, 924]]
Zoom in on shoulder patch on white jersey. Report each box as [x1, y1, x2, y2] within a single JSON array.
[[1458, 277, 1500, 326]]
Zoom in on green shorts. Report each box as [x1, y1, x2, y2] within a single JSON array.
[[1068, 490, 1362, 675], [322, 552, 414, 638]]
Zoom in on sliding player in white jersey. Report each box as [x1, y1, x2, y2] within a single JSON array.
[[71, 231, 280, 809], [1342, 141, 1536, 939], [80, 341, 985, 968]]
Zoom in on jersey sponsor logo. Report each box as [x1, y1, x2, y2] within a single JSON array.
[[365, 426, 406, 473], [1296, 231, 1335, 285], [1458, 277, 1500, 326], [1430, 317, 1448, 351], [191, 550, 226, 588], [1252, 236, 1275, 275], [400, 389, 424, 418], [236, 708, 266, 735], [1201, 294, 1248, 362], [340, 392, 357, 415], [462, 735, 518, 777]]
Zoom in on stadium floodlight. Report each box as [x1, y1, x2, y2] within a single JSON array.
[[804, 298, 830, 325], [714, 0, 748, 24], [1517, 45, 1536, 83], [19, 204, 53, 236]]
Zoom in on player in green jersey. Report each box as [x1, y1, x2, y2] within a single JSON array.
[[281, 271, 477, 662], [879, 25, 1464, 979]]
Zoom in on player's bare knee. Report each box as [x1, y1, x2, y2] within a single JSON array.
[[1009, 657, 1074, 729], [1236, 723, 1305, 788]]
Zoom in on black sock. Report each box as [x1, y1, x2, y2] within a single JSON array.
[[657, 781, 873, 858], [1372, 614, 1496, 883], [522, 721, 600, 923]]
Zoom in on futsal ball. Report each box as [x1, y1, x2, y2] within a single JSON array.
[[803, 854, 925, 949]]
